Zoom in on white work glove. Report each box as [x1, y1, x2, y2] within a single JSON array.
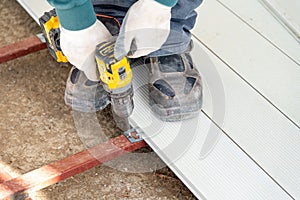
[[60, 20, 112, 81], [114, 0, 172, 60]]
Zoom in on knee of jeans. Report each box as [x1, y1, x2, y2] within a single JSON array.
[[172, 0, 203, 19]]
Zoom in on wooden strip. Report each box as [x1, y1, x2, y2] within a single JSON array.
[[0, 169, 12, 184], [0, 168, 14, 200], [0, 167, 33, 200], [0, 135, 146, 199], [0, 35, 47, 64]]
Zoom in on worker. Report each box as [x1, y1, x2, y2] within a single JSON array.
[[47, 0, 203, 121]]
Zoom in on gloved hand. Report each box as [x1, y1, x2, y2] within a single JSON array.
[[60, 20, 112, 81], [114, 0, 172, 60]]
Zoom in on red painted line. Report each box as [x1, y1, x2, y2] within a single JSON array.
[[0, 169, 12, 184], [0, 167, 33, 200], [0, 172, 12, 200], [0, 35, 47, 64], [0, 135, 146, 199]]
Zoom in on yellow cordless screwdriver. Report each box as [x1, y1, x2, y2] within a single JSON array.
[[95, 39, 134, 131], [39, 9, 68, 63]]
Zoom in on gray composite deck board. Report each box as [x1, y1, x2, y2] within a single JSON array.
[[194, 0, 300, 126], [193, 0, 300, 198], [259, 0, 300, 42], [216, 0, 300, 63], [130, 40, 295, 199]]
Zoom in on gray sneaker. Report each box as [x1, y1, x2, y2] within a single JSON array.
[[146, 53, 203, 121], [65, 67, 109, 112]]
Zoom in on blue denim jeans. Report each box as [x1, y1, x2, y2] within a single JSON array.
[[92, 0, 203, 56]]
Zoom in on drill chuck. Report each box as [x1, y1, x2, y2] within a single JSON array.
[[110, 86, 134, 118]]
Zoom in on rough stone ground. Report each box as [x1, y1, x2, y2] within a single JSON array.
[[0, 1, 196, 199]]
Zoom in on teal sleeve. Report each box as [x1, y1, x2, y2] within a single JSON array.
[[47, 0, 177, 30], [47, 0, 96, 31], [155, 0, 178, 7]]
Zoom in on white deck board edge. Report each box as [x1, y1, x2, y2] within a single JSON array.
[[259, 0, 300, 42]]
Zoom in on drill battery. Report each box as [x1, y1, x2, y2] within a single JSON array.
[[39, 9, 68, 63]]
